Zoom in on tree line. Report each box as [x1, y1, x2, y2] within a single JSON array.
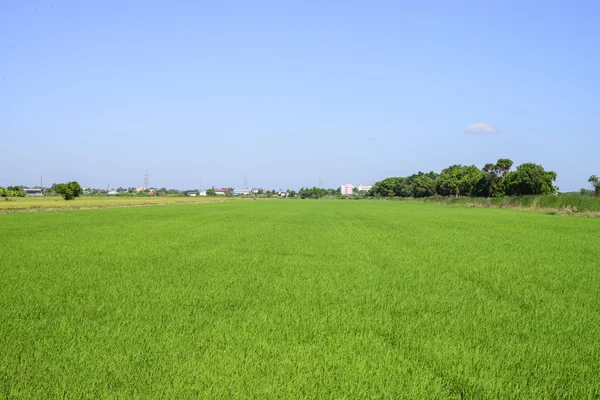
[[0, 186, 27, 197], [368, 159, 559, 198], [298, 187, 340, 199], [6, 164, 600, 201]]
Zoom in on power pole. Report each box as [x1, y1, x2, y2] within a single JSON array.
[[143, 169, 149, 189], [40, 175, 43, 194], [244, 174, 248, 189]]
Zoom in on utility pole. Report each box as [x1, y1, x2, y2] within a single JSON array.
[[40, 175, 43, 194], [143, 169, 149, 189], [244, 174, 248, 189]]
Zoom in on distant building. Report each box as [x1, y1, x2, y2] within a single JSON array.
[[279, 191, 288, 197], [199, 191, 207, 196], [340, 184, 355, 196], [234, 188, 251, 195], [24, 188, 43, 196], [107, 190, 118, 195], [358, 184, 372, 192], [251, 188, 263, 194], [214, 188, 229, 196], [188, 192, 197, 197]]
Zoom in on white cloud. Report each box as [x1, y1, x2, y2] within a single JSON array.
[[464, 122, 499, 134]]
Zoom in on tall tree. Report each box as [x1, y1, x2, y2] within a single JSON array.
[[589, 175, 600, 197], [501, 164, 557, 196], [479, 158, 514, 197], [436, 165, 483, 197]]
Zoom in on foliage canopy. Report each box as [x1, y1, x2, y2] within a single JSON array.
[[54, 181, 83, 200]]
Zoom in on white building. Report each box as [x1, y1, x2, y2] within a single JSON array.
[[24, 188, 43, 196], [340, 184, 355, 195], [358, 184, 372, 192], [234, 188, 252, 195]]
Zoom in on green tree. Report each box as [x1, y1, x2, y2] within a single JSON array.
[[368, 177, 403, 197], [479, 158, 514, 197], [400, 172, 438, 197], [589, 175, 600, 197], [206, 187, 216, 196], [436, 165, 484, 197], [501, 163, 557, 196], [5, 186, 27, 197], [54, 181, 83, 200], [298, 187, 331, 199]]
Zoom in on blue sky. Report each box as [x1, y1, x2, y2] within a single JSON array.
[[2, 1, 598, 191]]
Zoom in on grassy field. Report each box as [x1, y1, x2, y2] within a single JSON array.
[[0, 195, 238, 213], [1, 201, 599, 398], [424, 194, 600, 214]]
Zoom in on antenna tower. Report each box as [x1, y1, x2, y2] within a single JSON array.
[[143, 169, 149, 189]]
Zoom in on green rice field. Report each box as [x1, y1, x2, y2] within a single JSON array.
[[0, 195, 236, 212], [1, 200, 599, 398]]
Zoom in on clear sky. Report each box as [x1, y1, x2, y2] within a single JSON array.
[[2, 1, 599, 191]]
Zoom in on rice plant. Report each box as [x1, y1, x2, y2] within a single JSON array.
[[1, 201, 599, 398]]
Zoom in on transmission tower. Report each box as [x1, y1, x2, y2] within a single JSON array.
[[143, 169, 149, 189]]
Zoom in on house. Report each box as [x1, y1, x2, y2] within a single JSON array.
[[214, 188, 229, 196], [24, 188, 43, 196], [188, 192, 197, 197], [199, 191, 207, 196], [107, 190, 118, 195], [358, 184, 372, 192], [279, 191, 288, 197], [251, 188, 263, 194], [340, 184, 355, 196], [234, 188, 251, 196]]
